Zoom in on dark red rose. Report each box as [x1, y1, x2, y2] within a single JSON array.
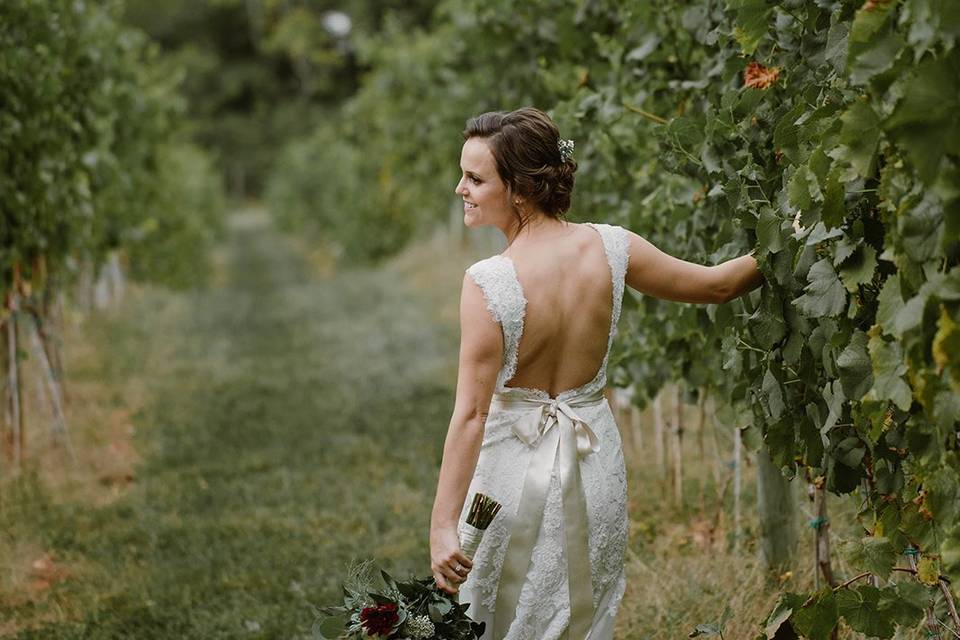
[[359, 603, 399, 636]]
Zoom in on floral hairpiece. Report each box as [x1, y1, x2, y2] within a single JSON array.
[[558, 138, 575, 163]]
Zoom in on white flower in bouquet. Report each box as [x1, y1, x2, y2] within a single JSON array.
[[405, 614, 436, 639]]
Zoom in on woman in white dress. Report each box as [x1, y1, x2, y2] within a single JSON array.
[[429, 107, 763, 640]]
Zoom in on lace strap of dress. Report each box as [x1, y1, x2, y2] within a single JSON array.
[[465, 256, 527, 388], [586, 223, 631, 335]]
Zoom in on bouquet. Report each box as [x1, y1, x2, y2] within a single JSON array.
[[314, 493, 502, 640]]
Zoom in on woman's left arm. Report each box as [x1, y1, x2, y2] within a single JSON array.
[[712, 249, 765, 302], [429, 272, 502, 594], [624, 229, 764, 304]]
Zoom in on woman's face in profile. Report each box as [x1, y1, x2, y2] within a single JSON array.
[[455, 137, 511, 228]]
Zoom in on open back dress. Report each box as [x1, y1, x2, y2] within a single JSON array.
[[456, 222, 630, 640]]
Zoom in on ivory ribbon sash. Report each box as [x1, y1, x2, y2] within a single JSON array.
[[490, 388, 606, 640]]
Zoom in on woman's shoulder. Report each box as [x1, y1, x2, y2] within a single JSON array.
[[465, 253, 511, 273], [464, 254, 515, 288]]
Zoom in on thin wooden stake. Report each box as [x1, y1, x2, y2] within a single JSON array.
[[5, 299, 23, 471], [672, 385, 684, 506], [629, 401, 642, 453], [697, 388, 707, 512], [29, 309, 66, 411], [733, 426, 742, 553], [813, 478, 835, 587], [653, 390, 665, 493], [28, 313, 75, 462], [938, 577, 960, 637]]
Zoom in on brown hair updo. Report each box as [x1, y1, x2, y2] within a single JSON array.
[[462, 107, 577, 231]]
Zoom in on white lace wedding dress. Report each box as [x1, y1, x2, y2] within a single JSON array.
[[456, 223, 630, 640]]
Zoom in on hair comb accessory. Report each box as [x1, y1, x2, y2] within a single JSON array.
[[558, 138, 574, 163]]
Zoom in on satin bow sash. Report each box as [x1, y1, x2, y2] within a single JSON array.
[[490, 388, 606, 640]]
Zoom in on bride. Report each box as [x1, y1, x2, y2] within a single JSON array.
[[429, 107, 763, 639]]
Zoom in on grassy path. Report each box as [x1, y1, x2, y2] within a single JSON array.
[[2, 210, 459, 638]]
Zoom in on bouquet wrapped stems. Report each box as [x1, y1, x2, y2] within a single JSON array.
[[454, 493, 502, 606], [459, 492, 502, 559]]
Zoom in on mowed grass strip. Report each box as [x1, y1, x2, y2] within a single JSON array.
[[2, 210, 456, 638]]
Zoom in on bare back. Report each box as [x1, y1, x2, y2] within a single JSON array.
[[504, 224, 614, 396], [465, 222, 629, 401]]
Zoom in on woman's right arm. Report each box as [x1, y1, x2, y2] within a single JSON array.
[[623, 230, 763, 304]]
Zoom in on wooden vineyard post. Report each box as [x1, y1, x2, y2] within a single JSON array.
[[671, 384, 684, 506], [29, 308, 66, 406], [939, 578, 960, 637], [4, 289, 24, 472], [653, 389, 665, 494], [696, 388, 707, 512], [629, 396, 642, 454], [809, 476, 835, 590], [619, 386, 642, 457], [757, 445, 796, 573], [36, 256, 67, 403], [611, 387, 637, 455], [733, 426, 742, 553]]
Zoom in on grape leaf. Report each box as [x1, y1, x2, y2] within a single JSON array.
[[789, 588, 837, 640], [794, 259, 847, 318], [836, 585, 895, 637], [821, 379, 845, 433], [829, 100, 881, 177], [763, 368, 785, 420], [876, 275, 903, 335], [841, 536, 896, 580], [917, 556, 939, 585], [867, 333, 912, 411], [787, 165, 823, 215], [886, 580, 930, 625], [848, 31, 905, 86], [757, 206, 784, 254], [837, 330, 873, 400], [890, 291, 926, 337], [839, 245, 877, 293], [885, 57, 960, 184], [849, 0, 898, 44], [726, 0, 773, 55], [933, 307, 960, 384]]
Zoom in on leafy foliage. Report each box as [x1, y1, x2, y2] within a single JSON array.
[[0, 0, 224, 297]]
